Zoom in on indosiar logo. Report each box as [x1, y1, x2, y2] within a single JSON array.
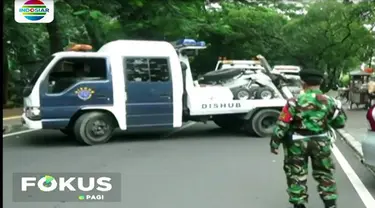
[[14, 0, 54, 23]]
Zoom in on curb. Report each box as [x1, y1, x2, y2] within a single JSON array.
[[336, 129, 363, 157]]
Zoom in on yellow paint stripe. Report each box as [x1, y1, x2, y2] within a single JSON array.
[[3, 116, 22, 121]]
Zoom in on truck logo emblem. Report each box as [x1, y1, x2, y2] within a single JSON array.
[[75, 87, 95, 101], [202, 103, 241, 109]]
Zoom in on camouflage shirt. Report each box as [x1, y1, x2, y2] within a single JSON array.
[[270, 89, 347, 149]]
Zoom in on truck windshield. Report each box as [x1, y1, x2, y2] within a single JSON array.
[[23, 56, 55, 97]]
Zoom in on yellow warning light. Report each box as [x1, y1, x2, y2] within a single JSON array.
[[222, 60, 233, 64]]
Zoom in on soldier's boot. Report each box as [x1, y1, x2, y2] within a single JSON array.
[[293, 204, 306, 208], [323, 200, 336, 208]]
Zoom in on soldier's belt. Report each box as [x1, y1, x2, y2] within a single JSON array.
[[292, 132, 329, 140]]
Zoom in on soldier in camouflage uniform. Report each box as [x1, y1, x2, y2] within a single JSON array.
[[270, 69, 347, 208]]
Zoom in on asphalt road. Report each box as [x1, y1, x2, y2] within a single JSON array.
[[3, 122, 375, 208], [3, 117, 27, 134]]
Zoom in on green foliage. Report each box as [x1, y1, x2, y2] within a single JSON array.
[[72, 10, 88, 15], [3, 0, 375, 105], [340, 74, 350, 86]]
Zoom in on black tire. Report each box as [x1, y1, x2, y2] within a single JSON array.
[[245, 109, 280, 137], [203, 68, 243, 81], [232, 88, 251, 100], [213, 115, 243, 131], [73, 112, 115, 145], [255, 87, 274, 99], [243, 121, 256, 136]]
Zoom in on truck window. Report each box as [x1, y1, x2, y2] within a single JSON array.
[[23, 56, 55, 97], [124, 58, 170, 82], [46, 57, 107, 94]]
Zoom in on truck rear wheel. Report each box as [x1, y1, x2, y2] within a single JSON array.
[[213, 115, 243, 131], [232, 88, 251, 100], [244, 109, 280, 137], [73, 112, 115, 145], [255, 87, 274, 99]]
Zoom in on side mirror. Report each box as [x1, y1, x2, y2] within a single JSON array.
[[180, 62, 187, 71]]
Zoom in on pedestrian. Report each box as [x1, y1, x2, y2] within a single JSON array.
[[366, 102, 375, 131], [269, 69, 347, 208]]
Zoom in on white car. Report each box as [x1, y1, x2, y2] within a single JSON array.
[[272, 65, 301, 79], [273, 65, 302, 96], [214, 59, 263, 71]]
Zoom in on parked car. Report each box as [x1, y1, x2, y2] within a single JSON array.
[[272, 65, 301, 80], [362, 105, 375, 169], [273, 65, 302, 96]]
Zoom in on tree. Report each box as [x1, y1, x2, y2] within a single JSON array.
[[280, 0, 375, 91], [2, 0, 374, 105]]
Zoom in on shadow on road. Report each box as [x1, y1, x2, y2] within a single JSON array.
[[4, 124, 258, 148], [347, 107, 367, 112]]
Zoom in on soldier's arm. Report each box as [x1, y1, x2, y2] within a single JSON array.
[[328, 98, 347, 129], [270, 100, 295, 149]]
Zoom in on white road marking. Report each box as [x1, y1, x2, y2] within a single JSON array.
[[2, 122, 197, 139], [332, 144, 375, 208], [162, 122, 196, 137], [3, 116, 22, 121], [3, 129, 39, 138]]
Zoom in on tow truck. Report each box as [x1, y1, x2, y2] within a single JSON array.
[[21, 39, 294, 145]]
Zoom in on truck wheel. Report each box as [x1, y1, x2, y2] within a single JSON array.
[[243, 123, 256, 136], [246, 109, 280, 137], [233, 88, 251, 100], [73, 112, 115, 145], [213, 115, 243, 131], [255, 87, 274, 99]]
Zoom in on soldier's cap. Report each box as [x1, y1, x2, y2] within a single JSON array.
[[299, 69, 324, 85]]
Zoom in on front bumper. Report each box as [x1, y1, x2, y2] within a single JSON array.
[[22, 114, 42, 130]]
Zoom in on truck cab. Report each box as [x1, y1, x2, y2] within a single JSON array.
[[22, 39, 289, 145]]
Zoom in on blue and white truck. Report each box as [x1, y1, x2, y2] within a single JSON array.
[[21, 39, 294, 145]]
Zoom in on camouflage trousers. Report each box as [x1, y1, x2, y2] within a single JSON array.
[[283, 137, 337, 205]]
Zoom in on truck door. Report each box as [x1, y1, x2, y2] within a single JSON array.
[[39, 57, 113, 129], [123, 57, 173, 128]]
